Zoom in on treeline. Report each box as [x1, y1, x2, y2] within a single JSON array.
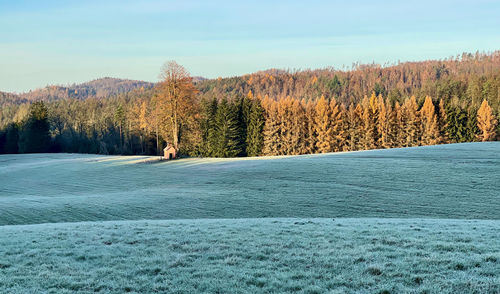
[[197, 51, 500, 109], [1, 54, 500, 156], [1, 91, 497, 156], [196, 93, 497, 157]]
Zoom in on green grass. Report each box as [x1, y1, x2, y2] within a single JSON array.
[[0, 142, 499, 293]]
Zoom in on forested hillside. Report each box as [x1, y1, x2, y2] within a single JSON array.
[[0, 78, 154, 106], [0, 52, 499, 156]]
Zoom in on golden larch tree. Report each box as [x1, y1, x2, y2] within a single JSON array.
[[420, 96, 440, 145], [329, 98, 345, 152], [402, 96, 420, 147], [437, 99, 448, 143], [263, 100, 280, 155], [360, 93, 379, 150], [477, 99, 498, 141], [303, 99, 317, 154], [314, 95, 333, 153]]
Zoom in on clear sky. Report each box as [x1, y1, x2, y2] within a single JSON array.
[[1, 0, 500, 93]]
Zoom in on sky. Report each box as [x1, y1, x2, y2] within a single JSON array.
[[1, 0, 500, 93]]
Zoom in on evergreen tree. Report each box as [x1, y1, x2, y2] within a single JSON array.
[[213, 99, 241, 157], [1, 123, 19, 154], [200, 97, 218, 156], [246, 98, 265, 156], [236, 95, 252, 156], [446, 105, 469, 143], [465, 107, 480, 142], [477, 99, 498, 141], [18, 102, 51, 153]]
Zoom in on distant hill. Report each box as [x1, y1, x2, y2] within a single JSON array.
[[0, 91, 25, 106], [1, 78, 155, 105]]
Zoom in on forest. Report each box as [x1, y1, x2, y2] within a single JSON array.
[[0, 52, 499, 157]]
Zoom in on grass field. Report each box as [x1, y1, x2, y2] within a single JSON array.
[[1, 142, 499, 293]]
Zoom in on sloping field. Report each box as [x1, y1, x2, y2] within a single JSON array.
[[1, 142, 499, 225], [1, 143, 499, 293], [0, 218, 499, 293]]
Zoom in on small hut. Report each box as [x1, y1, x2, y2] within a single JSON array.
[[163, 144, 177, 160]]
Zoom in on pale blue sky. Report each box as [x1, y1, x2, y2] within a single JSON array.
[[1, 0, 500, 92]]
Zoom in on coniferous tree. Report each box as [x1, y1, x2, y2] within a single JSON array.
[[290, 98, 307, 155], [393, 101, 405, 147], [200, 97, 218, 156], [446, 105, 469, 143], [263, 100, 280, 156], [437, 99, 449, 143], [377, 95, 393, 148], [278, 97, 293, 155], [213, 99, 241, 157], [18, 101, 51, 153], [401, 96, 420, 147], [114, 104, 125, 152], [360, 93, 379, 149], [236, 95, 252, 156], [314, 95, 333, 153], [2, 123, 19, 154], [329, 98, 345, 152], [477, 99, 498, 141], [346, 103, 363, 151], [465, 107, 480, 142], [303, 99, 317, 154], [420, 96, 440, 145], [246, 98, 265, 156]]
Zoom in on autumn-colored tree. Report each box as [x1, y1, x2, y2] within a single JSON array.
[[377, 95, 396, 148], [314, 95, 333, 153], [289, 98, 307, 155], [401, 96, 420, 147], [278, 97, 293, 155], [437, 99, 448, 143], [393, 101, 405, 147], [149, 94, 164, 155], [420, 96, 440, 145], [360, 93, 379, 149], [477, 99, 498, 141], [157, 61, 198, 151], [303, 99, 317, 154], [346, 103, 363, 151], [329, 98, 345, 152], [263, 100, 280, 156]]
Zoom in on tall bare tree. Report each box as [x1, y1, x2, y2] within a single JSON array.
[[157, 61, 198, 151]]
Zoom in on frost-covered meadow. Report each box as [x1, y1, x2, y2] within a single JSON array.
[[1, 142, 499, 225], [0, 142, 499, 293], [1, 218, 499, 293]]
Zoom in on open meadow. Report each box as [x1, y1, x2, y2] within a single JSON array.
[[1, 142, 499, 293]]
